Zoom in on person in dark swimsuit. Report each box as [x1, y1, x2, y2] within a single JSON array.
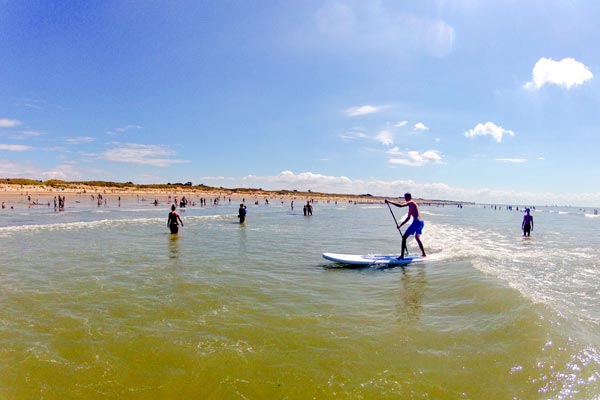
[[167, 204, 183, 234], [238, 204, 247, 224], [522, 208, 533, 236]]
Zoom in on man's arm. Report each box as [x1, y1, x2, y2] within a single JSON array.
[[385, 199, 406, 208], [399, 214, 411, 228]]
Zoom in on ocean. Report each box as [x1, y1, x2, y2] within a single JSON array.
[[1, 196, 599, 399]]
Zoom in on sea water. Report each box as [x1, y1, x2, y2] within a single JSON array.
[[1, 198, 599, 399]]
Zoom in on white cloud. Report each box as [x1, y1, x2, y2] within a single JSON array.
[[102, 143, 189, 167], [339, 129, 393, 146], [315, 1, 455, 57], [525, 57, 593, 89], [374, 130, 394, 146], [198, 170, 600, 205], [66, 136, 95, 144], [388, 148, 443, 167], [15, 98, 48, 110], [495, 158, 527, 163], [106, 125, 143, 136], [465, 122, 515, 143], [0, 119, 22, 128], [19, 130, 43, 138], [0, 130, 43, 140], [395, 120, 408, 128], [414, 122, 429, 131], [339, 130, 370, 140], [40, 164, 86, 180], [0, 144, 32, 151], [345, 105, 382, 117]]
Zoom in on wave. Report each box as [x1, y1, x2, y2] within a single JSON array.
[[0, 213, 233, 234], [429, 221, 600, 333], [421, 210, 448, 217]]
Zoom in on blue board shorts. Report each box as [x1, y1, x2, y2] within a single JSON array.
[[405, 219, 424, 236]]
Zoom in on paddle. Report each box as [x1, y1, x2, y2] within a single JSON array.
[[386, 200, 408, 255]]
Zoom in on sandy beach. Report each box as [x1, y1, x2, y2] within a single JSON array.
[[0, 181, 466, 210]]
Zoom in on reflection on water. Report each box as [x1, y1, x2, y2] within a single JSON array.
[[398, 266, 426, 321], [168, 233, 180, 259]]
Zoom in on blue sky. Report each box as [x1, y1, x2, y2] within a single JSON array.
[[1, 1, 599, 205]]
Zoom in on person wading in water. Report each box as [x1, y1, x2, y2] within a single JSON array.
[[167, 204, 183, 234]]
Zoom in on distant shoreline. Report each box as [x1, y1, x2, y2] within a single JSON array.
[[0, 179, 469, 207]]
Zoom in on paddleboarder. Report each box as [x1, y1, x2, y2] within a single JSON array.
[[167, 204, 183, 234], [385, 193, 426, 259]]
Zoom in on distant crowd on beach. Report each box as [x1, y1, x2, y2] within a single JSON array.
[[484, 204, 536, 211]]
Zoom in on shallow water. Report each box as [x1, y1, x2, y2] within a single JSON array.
[[1, 198, 599, 398]]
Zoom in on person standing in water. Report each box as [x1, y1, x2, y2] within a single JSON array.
[[167, 204, 183, 234], [238, 203, 247, 224], [522, 208, 533, 237], [385, 193, 426, 259]]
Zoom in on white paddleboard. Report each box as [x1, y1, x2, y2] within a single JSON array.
[[322, 252, 427, 266]]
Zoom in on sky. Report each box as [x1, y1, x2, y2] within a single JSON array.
[[1, 1, 599, 206]]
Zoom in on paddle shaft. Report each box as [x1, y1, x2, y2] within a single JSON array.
[[386, 201, 408, 255]]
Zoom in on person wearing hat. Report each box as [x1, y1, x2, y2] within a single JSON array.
[[522, 208, 533, 237], [385, 193, 426, 259]]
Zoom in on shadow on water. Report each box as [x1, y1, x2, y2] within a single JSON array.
[[396, 266, 426, 321], [168, 233, 180, 259]]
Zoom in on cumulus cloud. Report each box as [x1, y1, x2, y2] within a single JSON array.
[[0, 119, 22, 128], [39, 164, 87, 180], [464, 122, 515, 143], [0, 144, 32, 151], [414, 122, 429, 131], [387, 148, 443, 167], [0, 159, 90, 181], [345, 105, 382, 117], [197, 170, 600, 205], [102, 143, 189, 167], [374, 130, 394, 146], [524, 57, 593, 89], [495, 158, 527, 163]]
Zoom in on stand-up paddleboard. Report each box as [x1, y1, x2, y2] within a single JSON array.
[[323, 252, 426, 267]]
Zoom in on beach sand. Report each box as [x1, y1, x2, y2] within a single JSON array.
[[1, 183, 466, 210]]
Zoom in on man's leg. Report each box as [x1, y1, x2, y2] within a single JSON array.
[[400, 234, 408, 259], [415, 233, 426, 257]]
